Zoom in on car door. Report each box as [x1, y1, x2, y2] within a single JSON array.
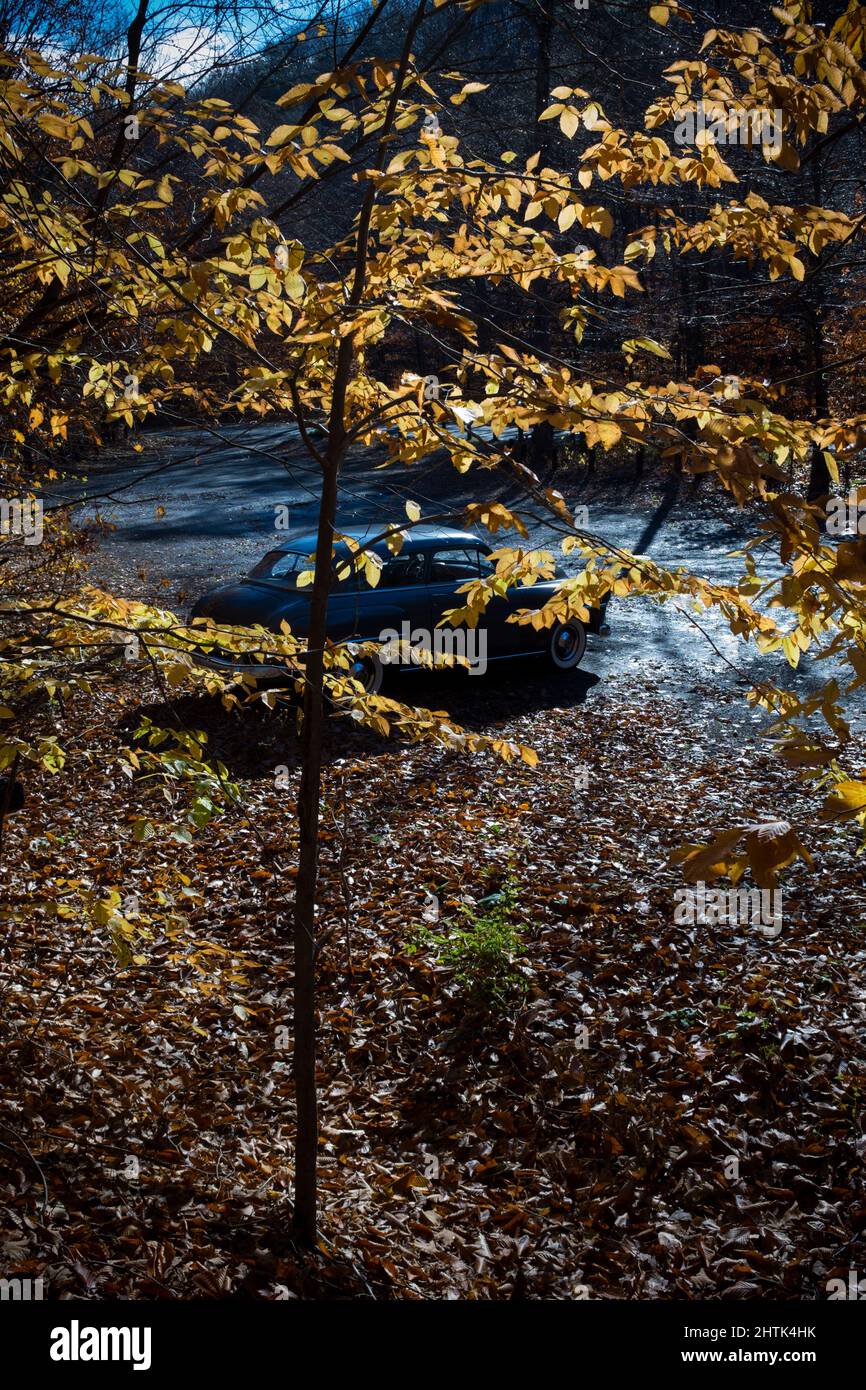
[[326, 548, 428, 651], [425, 545, 516, 660]]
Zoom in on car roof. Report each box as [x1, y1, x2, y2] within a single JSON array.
[[274, 524, 480, 553]]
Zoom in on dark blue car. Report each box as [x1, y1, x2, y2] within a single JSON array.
[[190, 525, 607, 692]]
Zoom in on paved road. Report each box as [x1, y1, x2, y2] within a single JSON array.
[[53, 420, 865, 737]]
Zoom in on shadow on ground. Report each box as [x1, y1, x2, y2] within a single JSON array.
[[122, 663, 601, 779]]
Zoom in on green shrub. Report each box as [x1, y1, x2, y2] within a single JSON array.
[[409, 878, 528, 1014]]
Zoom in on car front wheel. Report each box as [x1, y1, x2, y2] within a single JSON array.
[[348, 649, 385, 694], [547, 619, 587, 670]]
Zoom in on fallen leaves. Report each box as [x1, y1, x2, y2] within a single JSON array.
[[1, 669, 864, 1298]]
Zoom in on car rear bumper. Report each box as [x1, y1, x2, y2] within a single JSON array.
[[586, 605, 610, 637]]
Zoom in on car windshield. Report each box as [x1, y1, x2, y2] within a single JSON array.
[[249, 549, 362, 589], [249, 550, 312, 585]]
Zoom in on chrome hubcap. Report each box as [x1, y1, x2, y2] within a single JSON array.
[[554, 627, 579, 659], [350, 657, 374, 690]]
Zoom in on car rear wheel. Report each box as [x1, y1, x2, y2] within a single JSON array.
[[348, 649, 384, 694], [547, 619, 587, 670]]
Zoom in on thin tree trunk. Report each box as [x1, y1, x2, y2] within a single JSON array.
[[291, 453, 340, 1246], [529, 0, 556, 467], [806, 150, 831, 511], [806, 302, 830, 506], [290, 0, 428, 1246]]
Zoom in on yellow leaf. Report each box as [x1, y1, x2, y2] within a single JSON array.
[[769, 140, 799, 171], [266, 124, 296, 147], [743, 821, 811, 888], [673, 828, 745, 881], [38, 114, 72, 139], [596, 420, 622, 449], [822, 781, 866, 817], [622, 337, 672, 360], [560, 108, 580, 140]]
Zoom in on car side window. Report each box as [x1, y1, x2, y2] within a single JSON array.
[[380, 552, 426, 587], [429, 547, 482, 582]]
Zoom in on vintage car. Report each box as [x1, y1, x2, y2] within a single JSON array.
[[189, 525, 608, 692]]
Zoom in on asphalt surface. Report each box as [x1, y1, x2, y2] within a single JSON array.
[[53, 420, 866, 739]]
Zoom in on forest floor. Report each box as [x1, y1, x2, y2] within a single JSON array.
[[2, 649, 865, 1299]]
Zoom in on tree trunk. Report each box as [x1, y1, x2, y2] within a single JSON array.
[[806, 150, 831, 511], [291, 455, 341, 1246], [290, 0, 429, 1247], [529, 0, 555, 467], [806, 302, 830, 507]]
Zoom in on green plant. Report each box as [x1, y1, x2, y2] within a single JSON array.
[[409, 878, 528, 1014]]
